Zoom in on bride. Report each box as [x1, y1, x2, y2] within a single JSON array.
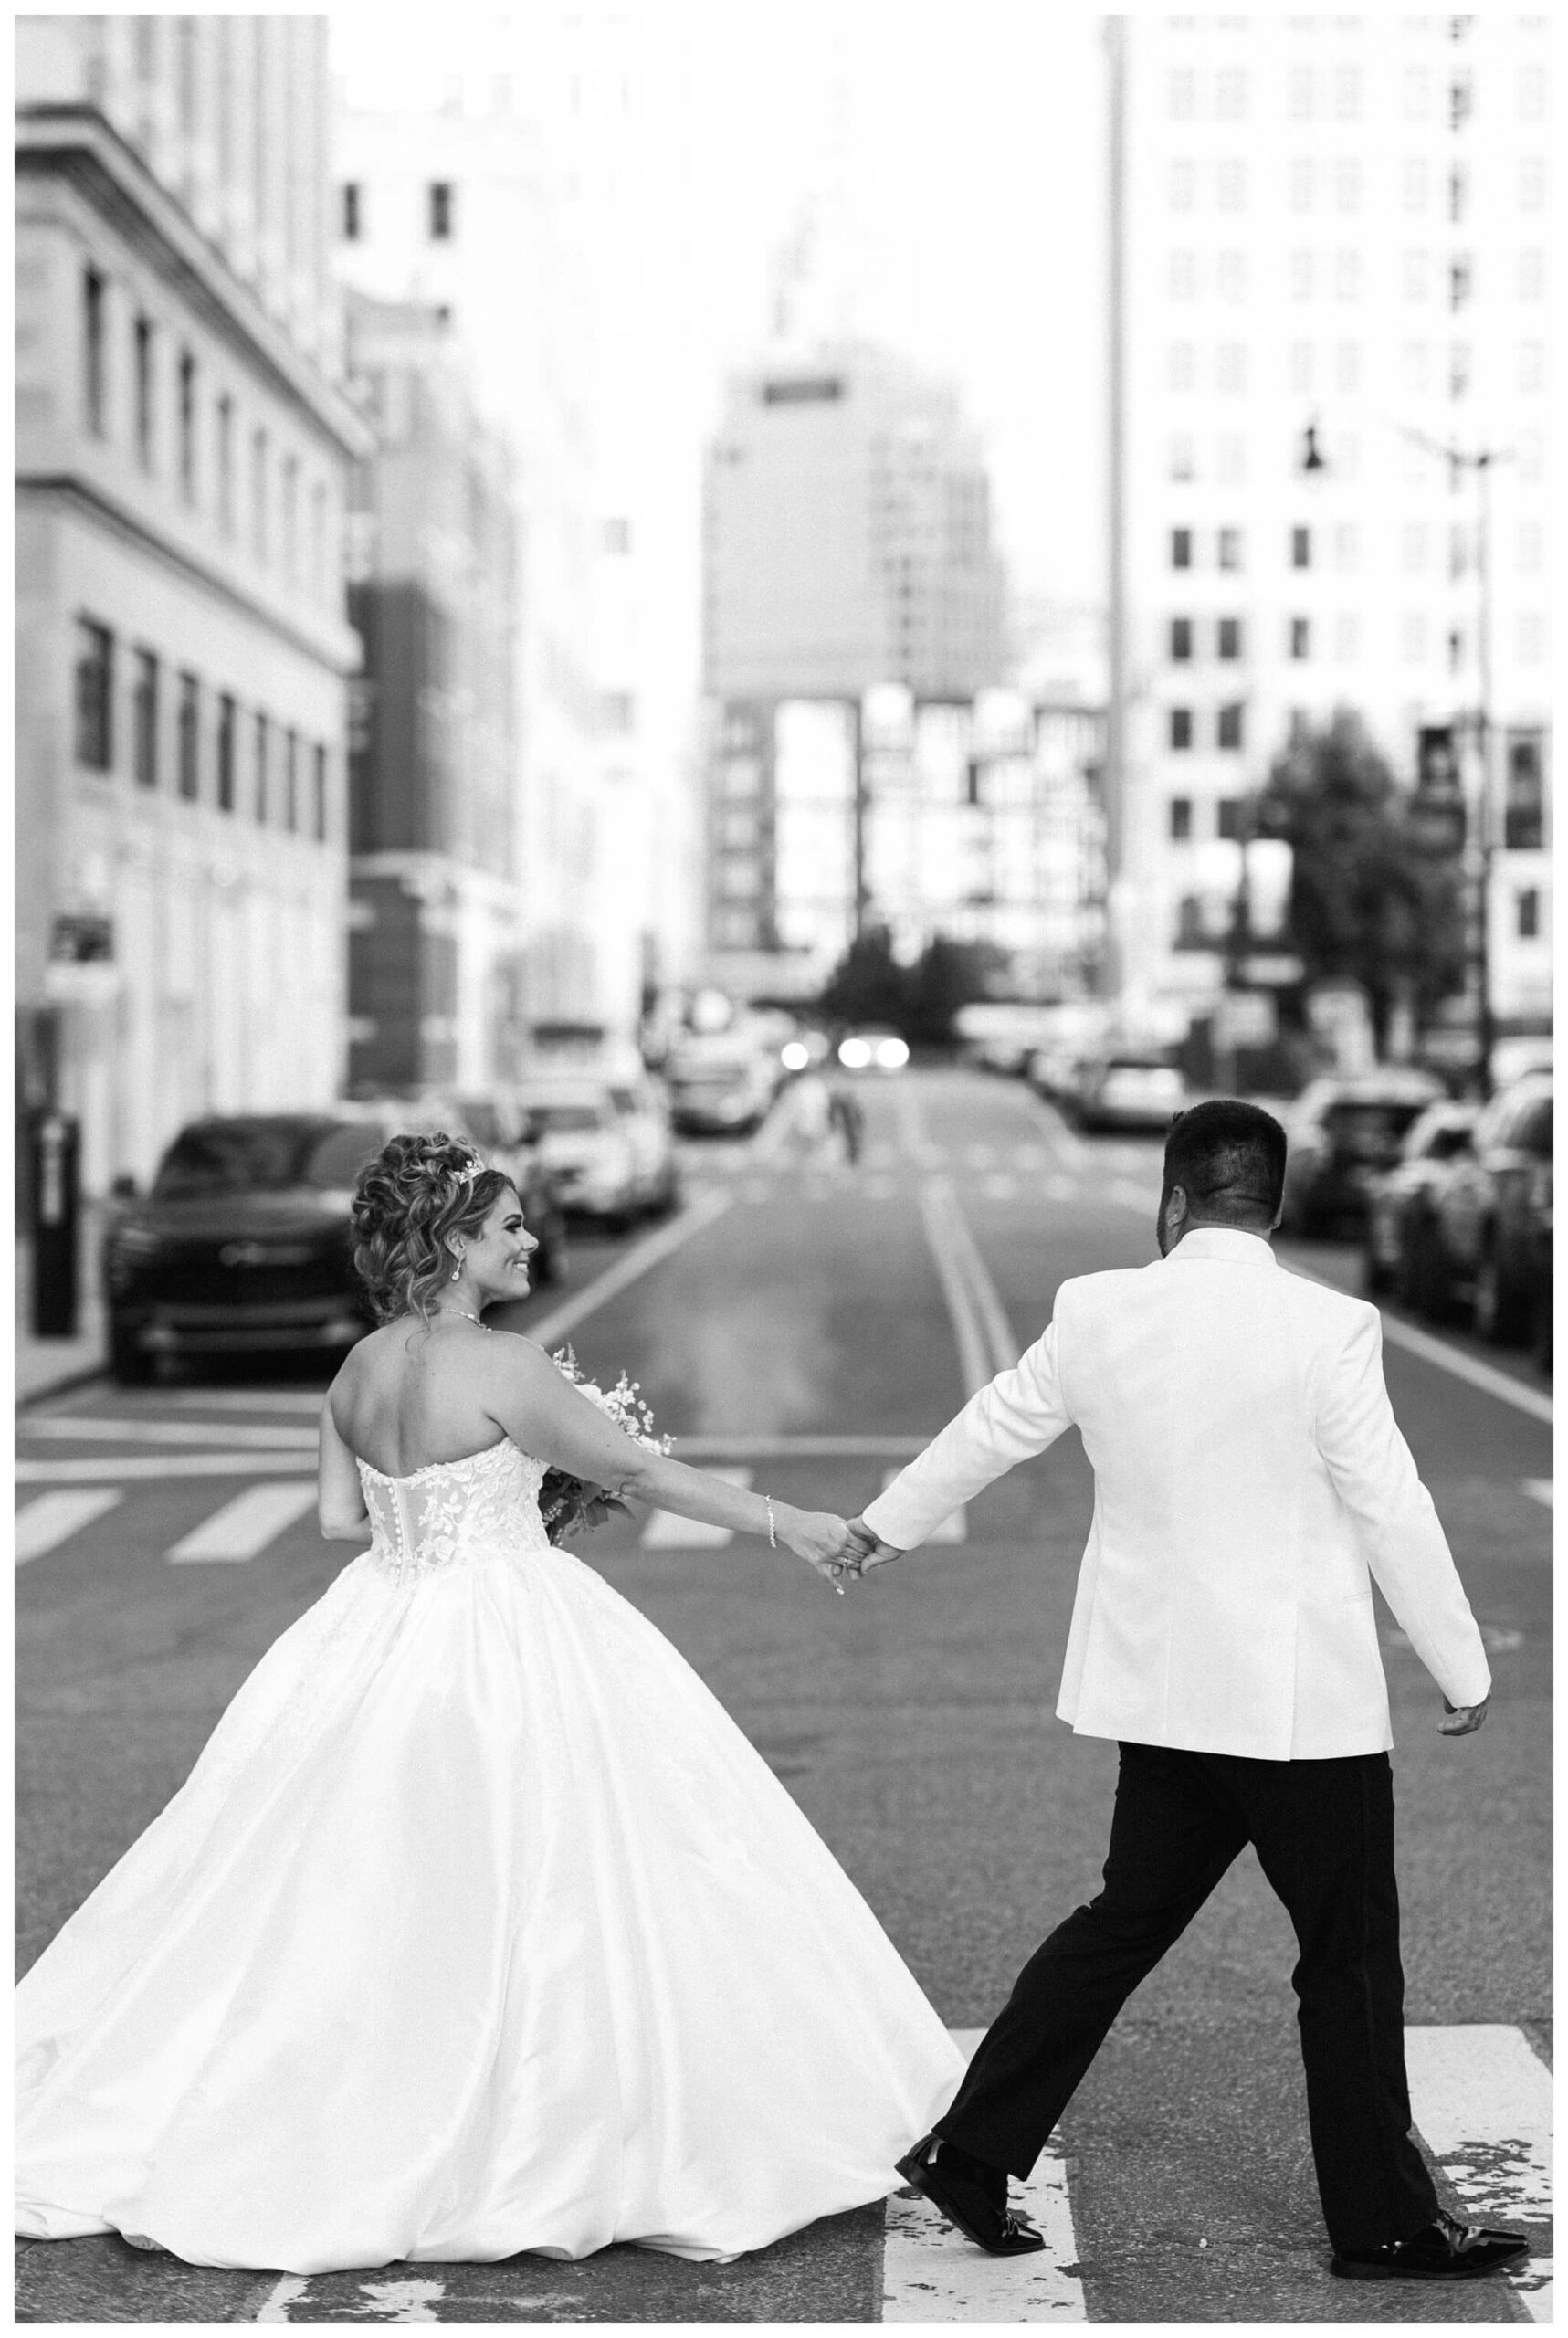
[[16, 1133, 963, 2275]]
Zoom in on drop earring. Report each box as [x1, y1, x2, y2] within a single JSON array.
[[450, 1259, 462, 1281]]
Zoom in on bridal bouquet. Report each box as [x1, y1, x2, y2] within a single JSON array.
[[539, 1346, 674, 1546]]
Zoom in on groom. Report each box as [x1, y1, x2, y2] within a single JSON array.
[[847, 1100, 1527, 2284]]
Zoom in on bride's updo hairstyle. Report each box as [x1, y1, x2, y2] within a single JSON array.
[[351, 1132, 513, 1324]]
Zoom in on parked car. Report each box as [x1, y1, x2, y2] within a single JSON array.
[[1409, 1071, 1552, 1345], [664, 1044, 779, 1136], [442, 1093, 568, 1283], [514, 1078, 657, 1224], [1360, 1100, 1479, 1297], [103, 1112, 396, 1383], [1076, 1056, 1186, 1134], [601, 1071, 679, 1214], [1278, 1072, 1446, 1238]]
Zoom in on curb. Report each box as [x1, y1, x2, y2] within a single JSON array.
[[16, 1353, 110, 1412]]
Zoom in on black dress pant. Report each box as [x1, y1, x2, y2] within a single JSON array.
[[935, 1742, 1439, 2251]]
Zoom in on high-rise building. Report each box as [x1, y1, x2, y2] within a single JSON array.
[[15, 15, 369, 1190], [704, 342, 1008, 705], [342, 296, 521, 1096], [330, 12, 702, 1054], [1105, 15, 1552, 1046]]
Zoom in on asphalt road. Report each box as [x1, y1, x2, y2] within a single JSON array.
[[15, 1068, 1552, 2325]]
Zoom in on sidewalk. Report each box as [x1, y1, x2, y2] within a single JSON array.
[[15, 1206, 109, 1406]]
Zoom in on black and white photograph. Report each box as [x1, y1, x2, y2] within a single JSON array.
[[14, 5, 1553, 2324]]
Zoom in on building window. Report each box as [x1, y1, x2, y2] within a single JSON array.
[[1169, 796, 1194, 841], [1289, 157, 1315, 213], [255, 710, 269, 820], [1505, 732, 1545, 849], [1169, 708, 1194, 752], [1216, 702, 1245, 751], [132, 649, 160, 787], [1334, 614, 1360, 664], [1217, 616, 1243, 660], [1169, 433, 1196, 481], [216, 693, 237, 811], [1333, 523, 1360, 571], [1169, 616, 1194, 662], [216, 394, 234, 535], [1289, 250, 1314, 303], [281, 455, 299, 578], [1519, 342, 1546, 394], [342, 182, 363, 240], [1169, 249, 1197, 300], [1215, 434, 1247, 483], [1519, 158, 1546, 212], [1334, 157, 1362, 210], [428, 181, 454, 239], [133, 314, 154, 470], [1448, 75, 1472, 132], [73, 618, 114, 769], [1448, 164, 1468, 224], [1290, 525, 1312, 570], [1449, 256, 1473, 311], [1334, 339, 1361, 392], [1168, 342, 1195, 393], [1332, 65, 1361, 120], [313, 742, 329, 841], [1517, 890, 1541, 941], [1215, 68, 1247, 119], [82, 266, 108, 437], [1215, 342, 1246, 394], [1171, 527, 1194, 570], [1169, 68, 1195, 119], [176, 672, 200, 799], [1403, 248, 1430, 306], [1169, 160, 1195, 210], [1403, 158, 1428, 214], [177, 350, 196, 501], [1216, 797, 1246, 840], [1215, 249, 1247, 302], [1289, 342, 1314, 395], [1215, 158, 1246, 211], [1217, 526, 1243, 571], [1289, 65, 1316, 121], [284, 729, 299, 829], [1289, 617, 1311, 659], [251, 427, 268, 559], [1334, 249, 1362, 301]]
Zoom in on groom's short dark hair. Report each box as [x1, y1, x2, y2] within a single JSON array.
[[1163, 1099, 1287, 1223]]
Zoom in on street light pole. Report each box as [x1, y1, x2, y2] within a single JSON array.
[[1398, 425, 1511, 1099]]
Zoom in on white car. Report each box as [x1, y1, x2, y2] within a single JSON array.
[[515, 1080, 647, 1225], [602, 1072, 680, 1214]]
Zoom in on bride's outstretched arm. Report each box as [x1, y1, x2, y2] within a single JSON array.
[[480, 1335, 858, 1585]]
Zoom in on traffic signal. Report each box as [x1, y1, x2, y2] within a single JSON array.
[[1410, 724, 1465, 854]]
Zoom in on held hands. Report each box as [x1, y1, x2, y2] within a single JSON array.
[[1438, 1695, 1489, 1737]]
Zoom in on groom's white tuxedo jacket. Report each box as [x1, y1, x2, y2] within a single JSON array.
[[863, 1226, 1491, 1761]]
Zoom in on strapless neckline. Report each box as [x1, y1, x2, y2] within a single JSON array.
[[355, 1438, 514, 1489]]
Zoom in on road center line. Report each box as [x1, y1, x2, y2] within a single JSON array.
[[518, 1189, 733, 1352], [933, 1184, 1018, 1378], [918, 1181, 996, 1399], [19, 1416, 321, 1448]]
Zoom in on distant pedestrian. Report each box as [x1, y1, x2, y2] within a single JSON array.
[[828, 1082, 864, 1166], [847, 1099, 1524, 2286]]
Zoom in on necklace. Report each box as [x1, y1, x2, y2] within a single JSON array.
[[432, 1306, 489, 1330]]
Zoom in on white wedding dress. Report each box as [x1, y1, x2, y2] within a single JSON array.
[[16, 1439, 963, 2274]]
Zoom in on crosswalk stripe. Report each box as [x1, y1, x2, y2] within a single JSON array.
[[1406, 2025, 1552, 2321], [881, 2029, 1084, 2322], [14, 1490, 123, 1565], [166, 1482, 320, 1564], [19, 1416, 320, 1449], [1523, 1479, 1552, 1508], [18, 1454, 316, 1482], [881, 1467, 964, 1542], [640, 1468, 753, 1547]]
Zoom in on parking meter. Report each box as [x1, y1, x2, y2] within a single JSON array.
[[30, 1109, 80, 1337]]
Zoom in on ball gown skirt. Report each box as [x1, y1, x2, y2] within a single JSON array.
[[16, 1440, 963, 2274]]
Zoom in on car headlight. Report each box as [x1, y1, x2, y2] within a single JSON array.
[[874, 1037, 910, 1070], [838, 1037, 872, 1069]]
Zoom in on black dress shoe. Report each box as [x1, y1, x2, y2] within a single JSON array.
[[1332, 2208, 1529, 2281], [895, 2133, 1046, 2258]]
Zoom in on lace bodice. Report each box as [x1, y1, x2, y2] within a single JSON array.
[[357, 1438, 552, 1590]]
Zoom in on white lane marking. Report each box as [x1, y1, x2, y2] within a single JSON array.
[[1021, 1093, 1088, 1168], [257, 2276, 448, 2323], [882, 1468, 963, 1542], [640, 1467, 752, 1547], [19, 1416, 319, 1448], [15, 1489, 123, 1564], [917, 1182, 995, 1399], [17, 1453, 316, 1482], [931, 1182, 1018, 1378], [882, 2028, 1084, 2322], [1406, 2025, 1553, 2322], [166, 1482, 320, 1564], [163, 1390, 325, 1413], [521, 1189, 732, 1352], [1522, 1480, 1552, 1509], [1284, 1258, 1554, 1426]]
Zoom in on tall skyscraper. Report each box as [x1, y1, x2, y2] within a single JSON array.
[[1105, 15, 1552, 1045], [15, 15, 368, 1188], [704, 342, 1008, 705]]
